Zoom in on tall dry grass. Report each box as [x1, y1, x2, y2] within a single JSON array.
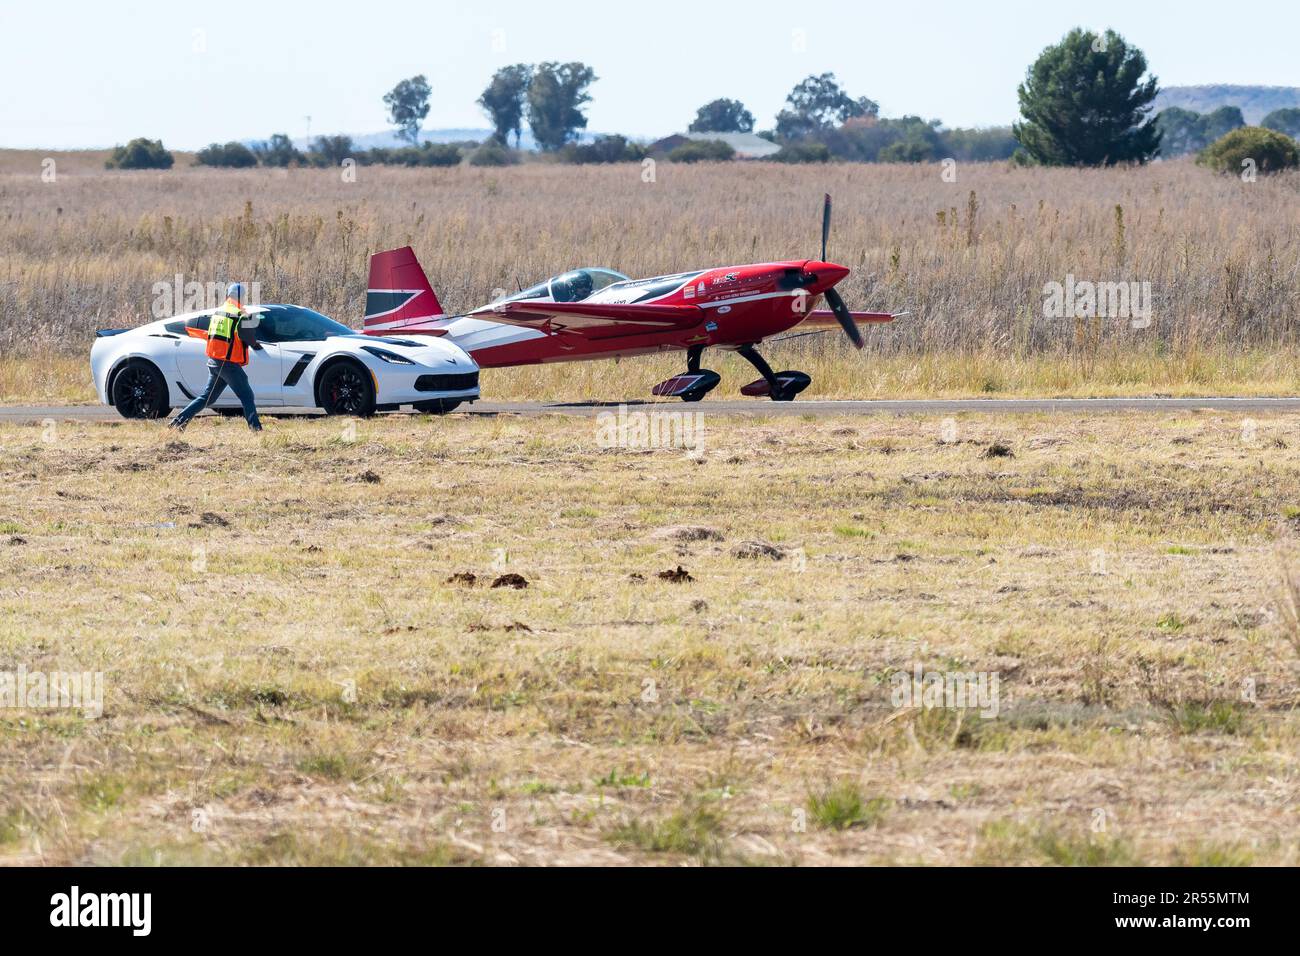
[[2, 154, 1299, 399]]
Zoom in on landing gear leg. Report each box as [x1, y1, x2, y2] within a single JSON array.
[[737, 345, 812, 401], [738, 344, 790, 401], [686, 344, 704, 374]]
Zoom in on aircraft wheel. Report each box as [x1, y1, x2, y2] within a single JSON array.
[[771, 370, 812, 401]]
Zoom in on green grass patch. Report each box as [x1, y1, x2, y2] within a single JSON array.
[[1167, 700, 1246, 735], [237, 830, 470, 866], [518, 780, 561, 795], [806, 781, 891, 831], [77, 774, 127, 811], [0, 808, 29, 845], [975, 819, 1138, 866], [596, 768, 651, 789], [296, 751, 371, 781], [606, 805, 723, 859], [833, 525, 874, 539]]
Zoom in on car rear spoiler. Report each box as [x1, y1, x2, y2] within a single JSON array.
[[96, 328, 128, 337]]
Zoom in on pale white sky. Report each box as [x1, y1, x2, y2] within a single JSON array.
[[2, 0, 1296, 149]]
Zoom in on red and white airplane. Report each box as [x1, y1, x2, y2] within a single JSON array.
[[362, 195, 897, 402]]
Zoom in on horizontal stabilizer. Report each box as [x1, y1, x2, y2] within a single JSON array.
[[802, 310, 896, 324]]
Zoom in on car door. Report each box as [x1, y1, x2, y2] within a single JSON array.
[[169, 310, 283, 406], [170, 313, 217, 400], [241, 308, 283, 406], [257, 305, 348, 408]]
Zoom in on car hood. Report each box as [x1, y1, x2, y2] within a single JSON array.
[[336, 334, 475, 368]]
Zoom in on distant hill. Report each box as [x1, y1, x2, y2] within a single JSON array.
[[1154, 86, 1300, 124]]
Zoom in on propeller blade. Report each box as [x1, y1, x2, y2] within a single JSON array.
[[821, 193, 831, 263], [824, 286, 864, 350]]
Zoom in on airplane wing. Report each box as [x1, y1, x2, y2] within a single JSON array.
[[486, 301, 705, 332]]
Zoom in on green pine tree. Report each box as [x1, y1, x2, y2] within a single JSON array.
[[1014, 29, 1161, 166]]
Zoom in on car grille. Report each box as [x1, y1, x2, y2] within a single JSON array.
[[415, 371, 479, 392]]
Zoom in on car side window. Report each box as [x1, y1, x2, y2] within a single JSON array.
[[252, 310, 282, 342], [165, 314, 210, 334], [259, 309, 312, 343]]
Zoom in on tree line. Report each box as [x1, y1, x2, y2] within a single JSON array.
[[104, 28, 1300, 174]]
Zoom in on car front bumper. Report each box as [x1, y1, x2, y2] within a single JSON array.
[[372, 366, 480, 405]]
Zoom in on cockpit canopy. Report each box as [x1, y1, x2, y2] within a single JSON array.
[[499, 268, 630, 305]]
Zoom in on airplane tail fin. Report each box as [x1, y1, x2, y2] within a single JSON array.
[[364, 246, 447, 334]]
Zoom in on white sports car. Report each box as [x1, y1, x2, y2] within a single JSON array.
[[91, 304, 479, 419]]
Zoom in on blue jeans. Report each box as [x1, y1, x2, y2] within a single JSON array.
[[173, 360, 262, 429]]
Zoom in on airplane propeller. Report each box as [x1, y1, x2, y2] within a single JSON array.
[[818, 193, 864, 350]]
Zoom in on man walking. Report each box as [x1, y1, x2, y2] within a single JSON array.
[[169, 282, 264, 432]]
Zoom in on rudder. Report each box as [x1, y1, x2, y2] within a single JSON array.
[[364, 246, 447, 334]]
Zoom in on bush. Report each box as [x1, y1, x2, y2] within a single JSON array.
[[878, 138, 933, 163], [667, 139, 735, 163], [558, 134, 646, 164], [1156, 107, 1246, 158], [418, 143, 465, 167], [772, 142, 830, 163], [307, 135, 355, 167], [1261, 108, 1300, 140], [1197, 126, 1299, 176], [251, 133, 304, 167], [366, 142, 462, 167], [468, 142, 518, 166], [937, 126, 1018, 162], [195, 142, 258, 168], [822, 116, 942, 162], [104, 138, 174, 170]]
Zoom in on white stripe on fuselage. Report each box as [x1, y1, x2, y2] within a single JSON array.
[[439, 317, 547, 350], [698, 289, 803, 309]]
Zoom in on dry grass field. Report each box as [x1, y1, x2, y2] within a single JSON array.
[[2, 153, 1300, 404], [1, 409, 1298, 865], [2, 151, 1298, 867]]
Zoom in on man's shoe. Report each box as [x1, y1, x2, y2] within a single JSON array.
[[167, 417, 187, 432]]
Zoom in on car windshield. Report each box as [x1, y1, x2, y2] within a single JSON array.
[[496, 268, 629, 305], [251, 305, 353, 342]]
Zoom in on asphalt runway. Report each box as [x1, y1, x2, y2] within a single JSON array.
[[3, 397, 1300, 423]]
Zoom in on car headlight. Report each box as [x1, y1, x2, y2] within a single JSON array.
[[361, 346, 415, 365]]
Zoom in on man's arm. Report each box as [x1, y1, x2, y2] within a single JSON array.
[[239, 315, 263, 351]]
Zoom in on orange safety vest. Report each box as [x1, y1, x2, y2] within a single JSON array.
[[205, 298, 250, 366]]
